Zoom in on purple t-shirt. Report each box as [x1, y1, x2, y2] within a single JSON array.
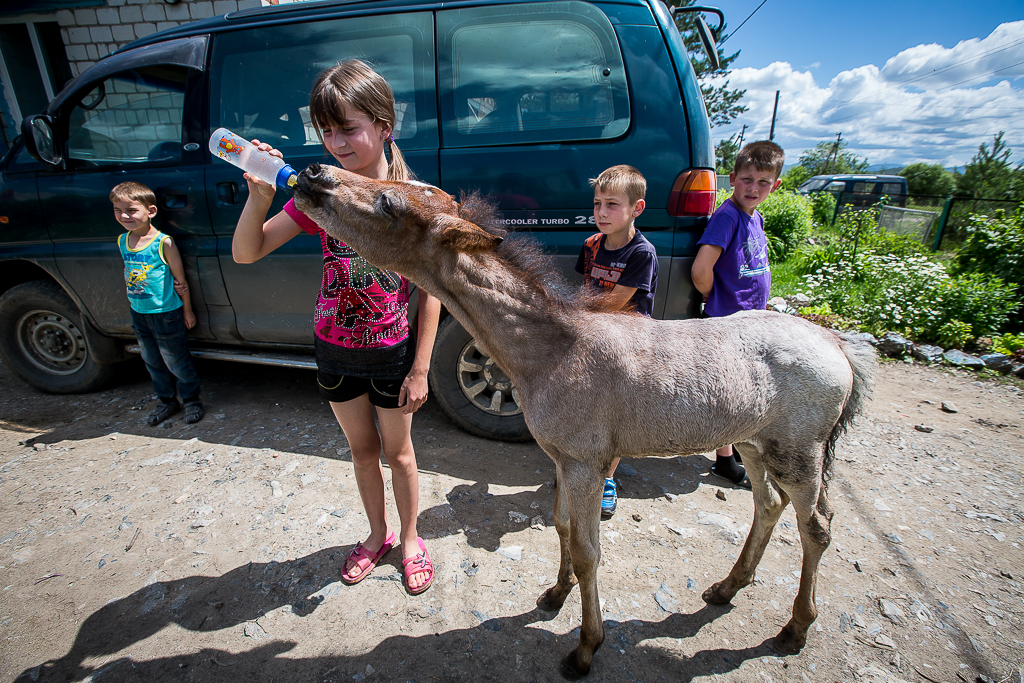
[[697, 197, 771, 317]]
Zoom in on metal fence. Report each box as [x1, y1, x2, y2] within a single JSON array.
[[877, 205, 938, 244]]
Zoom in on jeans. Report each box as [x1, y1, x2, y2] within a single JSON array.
[[130, 307, 200, 404]]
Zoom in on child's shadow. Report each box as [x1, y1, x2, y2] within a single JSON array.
[[31, 547, 353, 682]]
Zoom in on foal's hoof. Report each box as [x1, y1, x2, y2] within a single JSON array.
[[770, 625, 807, 655], [537, 586, 569, 612], [558, 649, 591, 680], [701, 581, 734, 606]]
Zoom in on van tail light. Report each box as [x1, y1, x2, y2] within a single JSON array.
[[667, 169, 717, 217]]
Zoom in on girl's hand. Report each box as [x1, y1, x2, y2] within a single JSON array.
[[398, 368, 429, 414], [183, 309, 197, 330], [243, 139, 283, 202], [173, 279, 188, 296]]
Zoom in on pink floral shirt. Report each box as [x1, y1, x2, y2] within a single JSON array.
[[284, 199, 410, 349]]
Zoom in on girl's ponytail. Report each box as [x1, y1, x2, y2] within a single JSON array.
[[386, 138, 410, 182]]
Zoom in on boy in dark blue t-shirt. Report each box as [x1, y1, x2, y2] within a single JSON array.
[[692, 140, 785, 489], [575, 164, 658, 517]]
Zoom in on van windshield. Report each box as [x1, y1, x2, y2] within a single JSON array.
[[799, 178, 828, 192]]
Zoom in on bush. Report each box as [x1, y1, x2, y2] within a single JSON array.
[[758, 191, 813, 261], [936, 320, 972, 349], [992, 332, 1024, 355], [950, 207, 1024, 331], [801, 251, 1018, 343], [809, 192, 836, 227]]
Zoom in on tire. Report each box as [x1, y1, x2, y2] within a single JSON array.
[[428, 316, 532, 442], [0, 280, 117, 393]]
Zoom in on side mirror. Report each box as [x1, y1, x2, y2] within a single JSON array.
[[671, 5, 724, 71], [21, 115, 63, 167]]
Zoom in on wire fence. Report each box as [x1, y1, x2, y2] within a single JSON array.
[[832, 192, 1022, 251]]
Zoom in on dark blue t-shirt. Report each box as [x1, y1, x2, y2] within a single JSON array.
[[575, 229, 659, 317], [697, 198, 771, 317]]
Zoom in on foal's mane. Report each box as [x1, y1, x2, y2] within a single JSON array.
[[456, 191, 633, 315]]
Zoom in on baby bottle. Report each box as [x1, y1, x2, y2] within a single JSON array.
[[209, 127, 297, 189]]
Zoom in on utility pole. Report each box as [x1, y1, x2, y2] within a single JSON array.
[[769, 90, 779, 141], [826, 132, 842, 173], [737, 124, 747, 148]]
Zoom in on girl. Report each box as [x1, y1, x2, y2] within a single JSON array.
[[231, 60, 439, 595]]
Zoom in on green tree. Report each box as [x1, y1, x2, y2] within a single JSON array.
[[798, 140, 869, 176], [715, 136, 738, 173], [673, 0, 747, 127], [780, 166, 811, 191], [955, 132, 1024, 201], [899, 162, 955, 197]]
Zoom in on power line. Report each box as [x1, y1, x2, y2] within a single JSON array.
[[720, 0, 770, 45]]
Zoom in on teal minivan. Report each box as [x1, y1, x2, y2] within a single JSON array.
[[2, 0, 721, 440]]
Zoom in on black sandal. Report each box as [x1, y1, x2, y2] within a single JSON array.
[[184, 400, 205, 424], [709, 464, 752, 490], [147, 401, 180, 426]]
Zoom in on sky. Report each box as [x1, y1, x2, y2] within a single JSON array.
[[702, 0, 1024, 169]]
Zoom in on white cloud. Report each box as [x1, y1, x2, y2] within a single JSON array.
[[712, 21, 1024, 168]]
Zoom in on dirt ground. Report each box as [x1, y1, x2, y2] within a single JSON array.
[[1, 353, 1022, 683]]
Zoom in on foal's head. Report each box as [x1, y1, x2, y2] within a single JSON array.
[[292, 163, 504, 273]]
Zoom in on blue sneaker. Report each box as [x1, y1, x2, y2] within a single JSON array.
[[601, 478, 617, 519]]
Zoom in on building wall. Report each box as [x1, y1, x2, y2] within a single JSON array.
[[55, 0, 261, 78]]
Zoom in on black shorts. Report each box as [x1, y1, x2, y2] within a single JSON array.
[[317, 371, 404, 409]]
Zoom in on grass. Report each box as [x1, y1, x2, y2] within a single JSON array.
[[770, 258, 805, 299]]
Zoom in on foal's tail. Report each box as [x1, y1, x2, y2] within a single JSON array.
[[823, 333, 877, 482]]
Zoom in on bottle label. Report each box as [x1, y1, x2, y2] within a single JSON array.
[[216, 136, 242, 159]]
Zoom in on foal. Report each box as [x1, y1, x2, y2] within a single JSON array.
[[292, 164, 875, 678]]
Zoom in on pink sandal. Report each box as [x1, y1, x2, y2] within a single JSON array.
[[341, 532, 396, 585], [402, 537, 434, 595]]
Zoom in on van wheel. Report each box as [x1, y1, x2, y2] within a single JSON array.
[[0, 281, 116, 393], [429, 316, 532, 442]]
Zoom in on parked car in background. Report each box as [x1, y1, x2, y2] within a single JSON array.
[[3, 0, 721, 441], [798, 174, 908, 207]]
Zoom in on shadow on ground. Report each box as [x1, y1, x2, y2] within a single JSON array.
[[14, 540, 771, 683]]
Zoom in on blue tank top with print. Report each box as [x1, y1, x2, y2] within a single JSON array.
[[118, 231, 182, 314]]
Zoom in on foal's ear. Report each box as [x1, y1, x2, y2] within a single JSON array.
[[433, 215, 504, 253]]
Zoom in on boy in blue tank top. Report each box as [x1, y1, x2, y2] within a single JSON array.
[[112, 182, 204, 426]]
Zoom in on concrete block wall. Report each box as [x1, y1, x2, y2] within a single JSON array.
[[55, 0, 263, 77]]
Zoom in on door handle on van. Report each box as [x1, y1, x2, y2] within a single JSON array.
[[163, 183, 192, 209], [216, 181, 239, 206]]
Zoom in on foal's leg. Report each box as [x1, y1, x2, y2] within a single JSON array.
[[703, 446, 790, 605], [538, 460, 578, 611], [556, 458, 606, 679], [774, 475, 834, 654]]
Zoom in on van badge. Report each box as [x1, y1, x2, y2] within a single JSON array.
[[183, 143, 200, 151]]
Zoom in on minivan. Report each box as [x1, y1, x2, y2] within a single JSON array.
[[798, 174, 908, 208], [2, 0, 721, 441]]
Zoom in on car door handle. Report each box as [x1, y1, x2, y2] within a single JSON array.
[[216, 181, 239, 206], [162, 183, 192, 209]]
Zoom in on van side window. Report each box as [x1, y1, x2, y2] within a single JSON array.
[[209, 13, 435, 157], [826, 181, 845, 192], [882, 183, 903, 195], [852, 182, 870, 193], [66, 66, 187, 167], [439, 1, 629, 146]]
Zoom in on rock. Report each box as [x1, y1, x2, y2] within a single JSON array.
[[653, 583, 678, 612], [940, 401, 958, 413], [914, 424, 934, 433], [530, 516, 545, 529], [298, 473, 318, 487], [696, 511, 744, 545], [874, 498, 893, 511], [784, 293, 812, 308], [980, 353, 1013, 372], [497, 545, 522, 561], [330, 508, 348, 519], [631, 513, 642, 522], [850, 332, 879, 346], [243, 622, 270, 639], [665, 524, 697, 538], [767, 297, 796, 315], [617, 463, 637, 476], [508, 511, 529, 524], [715, 490, 727, 501], [875, 634, 896, 649], [911, 344, 944, 363], [877, 332, 913, 358], [270, 480, 283, 497], [943, 349, 985, 368], [1014, 363, 1024, 379], [879, 599, 906, 625]]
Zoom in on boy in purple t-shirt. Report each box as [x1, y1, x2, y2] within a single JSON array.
[[575, 165, 658, 518], [692, 140, 785, 489]]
